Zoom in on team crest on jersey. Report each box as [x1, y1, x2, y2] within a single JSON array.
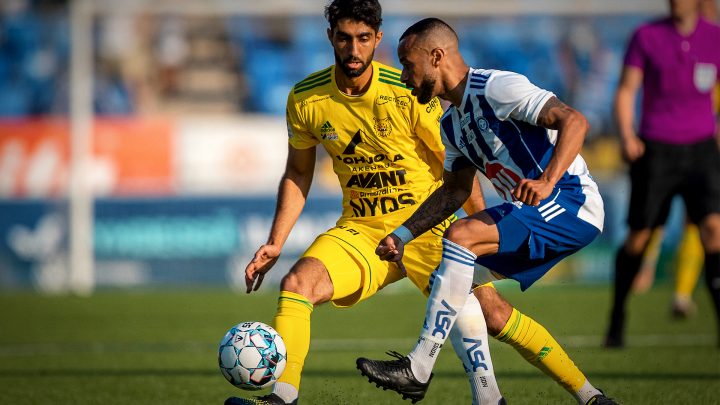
[[373, 117, 392, 138], [476, 116, 489, 131], [320, 120, 338, 140]]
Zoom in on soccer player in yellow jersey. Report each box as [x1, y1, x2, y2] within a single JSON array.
[[226, 1, 608, 404]]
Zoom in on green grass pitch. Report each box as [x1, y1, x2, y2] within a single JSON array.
[[1, 283, 718, 404]]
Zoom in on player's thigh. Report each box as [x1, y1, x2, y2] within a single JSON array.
[[444, 211, 500, 256], [302, 223, 404, 308], [477, 196, 600, 290]]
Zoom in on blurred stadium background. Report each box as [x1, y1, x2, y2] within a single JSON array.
[[0, 0, 692, 294]]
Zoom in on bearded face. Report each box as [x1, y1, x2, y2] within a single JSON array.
[[415, 75, 437, 104], [334, 49, 374, 78]]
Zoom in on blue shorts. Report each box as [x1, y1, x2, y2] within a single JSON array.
[[475, 188, 601, 291]]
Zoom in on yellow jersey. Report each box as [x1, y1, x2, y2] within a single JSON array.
[[286, 61, 445, 221]]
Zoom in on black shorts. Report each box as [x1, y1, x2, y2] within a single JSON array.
[[627, 137, 720, 230]]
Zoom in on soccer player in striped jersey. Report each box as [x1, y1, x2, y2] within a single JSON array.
[[359, 18, 618, 405]]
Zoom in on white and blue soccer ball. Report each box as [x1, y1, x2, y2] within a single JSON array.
[[218, 321, 287, 390]]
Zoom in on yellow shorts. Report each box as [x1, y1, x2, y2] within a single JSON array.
[[302, 214, 456, 307]]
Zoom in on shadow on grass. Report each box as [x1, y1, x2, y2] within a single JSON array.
[[0, 369, 717, 381]]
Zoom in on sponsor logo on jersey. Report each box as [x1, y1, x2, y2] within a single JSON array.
[[376, 94, 411, 109], [320, 120, 338, 140], [373, 117, 392, 138], [484, 161, 522, 201], [300, 95, 333, 109], [337, 128, 415, 217], [425, 98, 440, 113], [336, 153, 404, 165], [458, 132, 476, 150], [345, 169, 407, 189], [349, 192, 416, 217]]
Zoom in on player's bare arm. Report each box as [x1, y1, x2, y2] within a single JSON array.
[[513, 96, 589, 206], [245, 144, 316, 293], [432, 150, 485, 215], [376, 165, 476, 262], [615, 66, 645, 162]]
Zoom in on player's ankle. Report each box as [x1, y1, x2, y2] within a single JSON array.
[[408, 337, 441, 383], [272, 382, 299, 403]]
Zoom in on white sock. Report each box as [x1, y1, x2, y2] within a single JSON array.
[[409, 238, 476, 383], [573, 380, 602, 404], [450, 293, 503, 405], [272, 381, 298, 403]]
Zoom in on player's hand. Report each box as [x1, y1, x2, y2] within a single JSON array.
[[621, 136, 645, 163], [244, 244, 281, 293], [512, 178, 554, 206], [375, 233, 405, 262]]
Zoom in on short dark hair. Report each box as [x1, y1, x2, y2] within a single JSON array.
[[399, 17, 457, 42], [324, 0, 382, 32]]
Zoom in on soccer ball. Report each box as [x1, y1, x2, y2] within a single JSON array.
[[218, 321, 287, 390]]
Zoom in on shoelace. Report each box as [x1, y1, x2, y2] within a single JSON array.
[[385, 350, 406, 360]]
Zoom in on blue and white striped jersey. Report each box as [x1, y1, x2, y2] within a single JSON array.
[[441, 68, 604, 231]]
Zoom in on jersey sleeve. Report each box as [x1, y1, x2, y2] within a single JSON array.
[[440, 115, 473, 172], [411, 96, 445, 153], [623, 27, 646, 71], [485, 71, 554, 126], [286, 91, 319, 149]]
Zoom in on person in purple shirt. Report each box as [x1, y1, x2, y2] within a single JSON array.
[[606, 0, 720, 348]]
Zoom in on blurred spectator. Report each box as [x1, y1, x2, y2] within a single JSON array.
[[0, 2, 680, 124], [155, 16, 188, 97]]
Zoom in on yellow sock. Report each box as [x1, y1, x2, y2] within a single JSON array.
[[495, 308, 586, 395], [274, 291, 313, 390], [675, 224, 703, 299]]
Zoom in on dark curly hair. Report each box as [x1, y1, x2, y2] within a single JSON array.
[[324, 0, 382, 32]]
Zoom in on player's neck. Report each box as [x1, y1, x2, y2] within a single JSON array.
[[442, 67, 469, 108], [672, 12, 699, 36], [335, 64, 374, 96]]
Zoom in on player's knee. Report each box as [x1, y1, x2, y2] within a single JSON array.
[[279, 271, 303, 295], [443, 219, 474, 247], [624, 229, 653, 255], [280, 258, 333, 304]]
